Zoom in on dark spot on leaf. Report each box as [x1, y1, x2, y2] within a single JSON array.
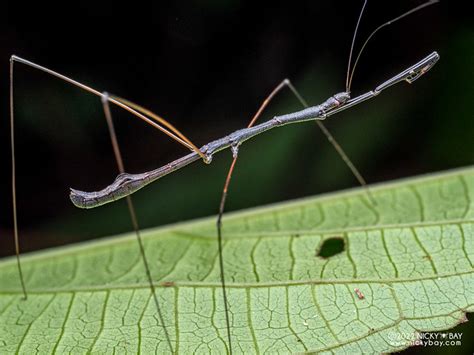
[[316, 236, 345, 258]]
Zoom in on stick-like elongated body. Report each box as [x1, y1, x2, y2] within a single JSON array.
[[70, 51, 439, 209]]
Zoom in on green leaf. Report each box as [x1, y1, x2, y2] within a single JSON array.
[[1, 167, 473, 354]]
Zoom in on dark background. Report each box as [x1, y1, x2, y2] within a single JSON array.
[[0, 1, 472, 353]]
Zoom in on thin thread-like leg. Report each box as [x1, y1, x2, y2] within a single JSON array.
[[8, 54, 204, 308], [10, 56, 204, 160], [101, 93, 174, 354], [216, 79, 290, 354], [216, 79, 376, 352], [9, 58, 28, 300], [285, 82, 377, 205]]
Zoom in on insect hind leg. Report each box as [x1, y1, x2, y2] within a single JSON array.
[[101, 93, 175, 354], [9, 56, 28, 300]]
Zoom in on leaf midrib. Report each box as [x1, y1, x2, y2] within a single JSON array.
[[2, 269, 472, 294]]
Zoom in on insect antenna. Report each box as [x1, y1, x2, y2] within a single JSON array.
[[337, 0, 378, 205], [340, 0, 439, 204], [347, 0, 439, 92], [346, 0, 368, 93]]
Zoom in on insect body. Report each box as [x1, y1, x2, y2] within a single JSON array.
[[69, 50, 438, 210]]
